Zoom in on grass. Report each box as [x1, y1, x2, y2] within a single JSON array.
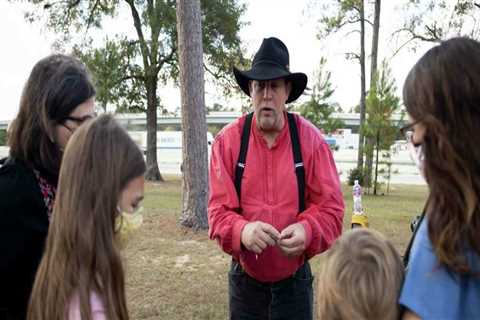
[[124, 177, 428, 319]]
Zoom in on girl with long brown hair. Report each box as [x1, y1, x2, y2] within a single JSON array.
[[400, 37, 480, 319], [0, 54, 96, 320], [27, 114, 146, 320]]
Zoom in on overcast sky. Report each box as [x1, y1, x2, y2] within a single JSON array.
[[0, 0, 434, 121]]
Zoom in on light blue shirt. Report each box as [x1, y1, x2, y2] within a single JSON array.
[[400, 219, 480, 319]]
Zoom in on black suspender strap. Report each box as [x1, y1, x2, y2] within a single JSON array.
[[234, 112, 306, 214], [287, 112, 306, 213], [234, 112, 253, 201]]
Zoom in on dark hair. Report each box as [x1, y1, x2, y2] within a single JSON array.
[[8, 54, 96, 180], [403, 37, 480, 274], [28, 114, 146, 320]]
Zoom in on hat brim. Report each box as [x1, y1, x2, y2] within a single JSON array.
[[233, 65, 307, 103]]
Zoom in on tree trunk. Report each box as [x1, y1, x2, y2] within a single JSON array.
[[356, 0, 366, 172], [373, 130, 380, 195], [145, 76, 163, 181], [364, 0, 381, 189], [177, 0, 209, 230], [370, 0, 381, 86]]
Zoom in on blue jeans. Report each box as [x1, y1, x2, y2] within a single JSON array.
[[228, 260, 313, 320]]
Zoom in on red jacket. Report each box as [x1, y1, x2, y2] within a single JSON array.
[[208, 113, 344, 282]]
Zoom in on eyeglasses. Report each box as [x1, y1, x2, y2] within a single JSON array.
[[399, 120, 421, 143], [59, 113, 97, 133]]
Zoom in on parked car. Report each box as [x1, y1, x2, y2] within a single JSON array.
[[324, 136, 339, 151]]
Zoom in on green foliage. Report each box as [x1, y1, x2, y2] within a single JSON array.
[[28, 0, 247, 112], [296, 57, 344, 134], [201, 0, 250, 95], [347, 167, 365, 186], [397, 0, 480, 46], [379, 151, 393, 195], [0, 130, 6, 146], [73, 38, 148, 112], [363, 60, 402, 193], [206, 103, 236, 114], [318, 0, 362, 38], [363, 60, 401, 149]]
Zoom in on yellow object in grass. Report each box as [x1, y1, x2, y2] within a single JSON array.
[[351, 213, 369, 228]]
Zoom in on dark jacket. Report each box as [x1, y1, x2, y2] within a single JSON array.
[[0, 157, 49, 320]]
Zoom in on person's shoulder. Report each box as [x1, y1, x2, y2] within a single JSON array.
[[0, 157, 41, 210], [214, 114, 246, 142], [0, 157, 33, 190], [401, 218, 480, 318]]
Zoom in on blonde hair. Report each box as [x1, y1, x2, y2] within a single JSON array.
[[316, 229, 404, 320], [27, 115, 145, 320]]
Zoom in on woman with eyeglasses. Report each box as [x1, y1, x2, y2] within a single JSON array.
[[27, 114, 145, 320], [399, 37, 480, 320], [0, 54, 96, 320]]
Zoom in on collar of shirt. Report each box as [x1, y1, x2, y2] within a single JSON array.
[[252, 112, 289, 149]]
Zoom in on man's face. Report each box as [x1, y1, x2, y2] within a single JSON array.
[[250, 79, 291, 133]]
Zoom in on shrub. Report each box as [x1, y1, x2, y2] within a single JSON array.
[[0, 130, 6, 146], [347, 167, 365, 186]]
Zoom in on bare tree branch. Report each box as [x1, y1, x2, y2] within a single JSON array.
[[156, 46, 176, 74], [345, 52, 360, 61], [125, 0, 151, 68], [393, 27, 441, 43], [345, 29, 361, 37], [68, 0, 80, 8], [118, 74, 145, 83], [203, 63, 223, 79], [85, 0, 101, 34], [425, 24, 441, 40]]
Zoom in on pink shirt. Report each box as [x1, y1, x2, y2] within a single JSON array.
[[69, 291, 106, 320], [208, 112, 344, 282]]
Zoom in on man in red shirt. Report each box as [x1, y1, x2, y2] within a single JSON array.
[[208, 37, 344, 319]]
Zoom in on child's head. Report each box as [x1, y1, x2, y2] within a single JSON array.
[[28, 114, 145, 320], [53, 113, 146, 250], [316, 228, 404, 320]]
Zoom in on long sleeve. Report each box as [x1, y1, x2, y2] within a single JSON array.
[[208, 136, 248, 260], [297, 141, 344, 259]]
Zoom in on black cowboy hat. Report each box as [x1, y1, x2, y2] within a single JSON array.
[[233, 37, 307, 103]]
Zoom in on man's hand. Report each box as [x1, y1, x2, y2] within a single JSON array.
[[241, 222, 280, 254], [278, 223, 307, 257]]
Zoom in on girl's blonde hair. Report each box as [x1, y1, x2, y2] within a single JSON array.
[[316, 228, 404, 320], [28, 114, 145, 320]]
